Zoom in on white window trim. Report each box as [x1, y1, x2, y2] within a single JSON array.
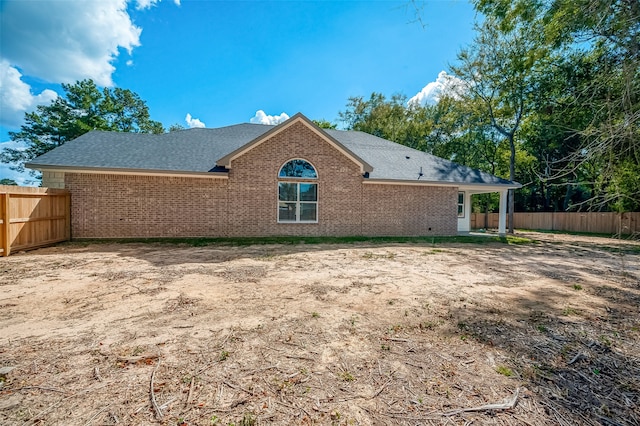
[[277, 159, 319, 224], [458, 191, 465, 218], [277, 182, 319, 224]]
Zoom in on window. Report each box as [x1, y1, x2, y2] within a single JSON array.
[[278, 159, 318, 223], [458, 192, 465, 218], [279, 159, 317, 178]]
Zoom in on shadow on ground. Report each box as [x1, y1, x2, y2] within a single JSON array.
[[449, 241, 640, 425]]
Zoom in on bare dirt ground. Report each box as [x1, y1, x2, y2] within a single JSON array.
[[1, 232, 639, 426]]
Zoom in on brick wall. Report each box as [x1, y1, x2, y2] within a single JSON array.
[[66, 174, 228, 238], [64, 122, 459, 238], [362, 184, 458, 236], [227, 121, 364, 236]]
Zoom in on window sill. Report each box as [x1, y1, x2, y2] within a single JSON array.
[[277, 221, 319, 224]]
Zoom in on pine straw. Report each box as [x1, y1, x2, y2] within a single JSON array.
[[2, 320, 542, 425]]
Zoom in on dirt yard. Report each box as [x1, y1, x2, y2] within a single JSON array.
[[1, 232, 639, 425]]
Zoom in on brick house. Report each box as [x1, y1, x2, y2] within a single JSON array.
[[26, 113, 520, 238]]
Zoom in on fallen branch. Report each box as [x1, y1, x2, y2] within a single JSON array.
[[13, 385, 66, 393], [567, 352, 585, 365], [443, 388, 520, 416], [369, 379, 392, 399], [185, 377, 195, 407], [118, 353, 159, 364], [83, 404, 111, 426], [150, 359, 163, 420], [284, 355, 315, 361], [223, 380, 255, 396], [159, 397, 177, 410]]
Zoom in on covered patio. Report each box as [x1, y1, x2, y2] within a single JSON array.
[[457, 184, 520, 236]]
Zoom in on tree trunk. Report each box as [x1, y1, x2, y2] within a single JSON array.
[[485, 198, 490, 229]]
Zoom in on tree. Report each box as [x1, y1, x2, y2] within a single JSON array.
[[339, 93, 441, 152], [0, 178, 18, 186], [474, 0, 640, 212], [312, 119, 337, 129], [169, 123, 186, 132], [1, 79, 164, 172], [450, 16, 544, 232]]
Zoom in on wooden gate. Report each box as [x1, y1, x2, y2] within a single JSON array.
[[0, 186, 70, 256]]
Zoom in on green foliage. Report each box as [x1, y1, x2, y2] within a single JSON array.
[[496, 365, 514, 376], [0, 178, 18, 186], [2, 79, 164, 173], [169, 123, 186, 132], [472, 0, 640, 212], [606, 160, 640, 213], [340, 1, 640, 214], [339, 371, 355, 382], [312, 119, 337, 129]]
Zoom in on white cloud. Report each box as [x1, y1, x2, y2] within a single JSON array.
[[408, 71, 467, 107], [0, 60, 58, 128], [136, 0, 180, 10], [250, 110, 290, 125], [136, 0, 160, 9], [0, 0, 141, 87], [185, 113, 205, 128], [0, 0, 172, 131]]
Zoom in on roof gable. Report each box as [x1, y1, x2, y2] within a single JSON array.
[[216, 113, 373, 174]]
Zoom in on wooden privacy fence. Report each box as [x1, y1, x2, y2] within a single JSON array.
[[471, 211, 640, 235], [0, 185, 70, 256]]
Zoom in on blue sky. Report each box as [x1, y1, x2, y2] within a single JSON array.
[[1, 0, 477, 184]]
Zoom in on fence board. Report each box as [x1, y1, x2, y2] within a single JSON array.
[[0, 186, 70, 256], [471, 211, 640, 236]]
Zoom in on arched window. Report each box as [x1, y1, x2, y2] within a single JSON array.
[[279, 159, 318, 178], [278, 159, 318, 223]]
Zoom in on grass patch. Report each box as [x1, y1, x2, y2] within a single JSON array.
[[496, 365, 513, 377], [339, 371, 355, 382], [69, 234, 535, 248], [517, 228, 620, 239], [562, 306, 579, 316]]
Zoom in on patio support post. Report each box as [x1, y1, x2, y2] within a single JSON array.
[[498, 189, 507, 236]]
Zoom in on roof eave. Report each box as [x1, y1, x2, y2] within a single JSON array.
[[363, 178, 521, 189], [25, 163, 229, 179]]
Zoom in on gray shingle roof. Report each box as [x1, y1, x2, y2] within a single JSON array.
[[27, 124, 272, 173], [325, 129, 517, 186], [27, 118, 519, 187]]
